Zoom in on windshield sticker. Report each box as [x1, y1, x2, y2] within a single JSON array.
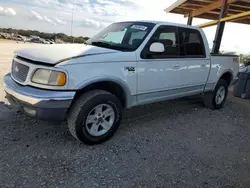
[[131, 25, 148, 31]]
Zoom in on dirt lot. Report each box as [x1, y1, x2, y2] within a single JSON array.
[[0, 41, 250, 188]]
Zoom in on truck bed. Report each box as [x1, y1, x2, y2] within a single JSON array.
[[206, 54, 239, 88], [210, 53, 238, 57]]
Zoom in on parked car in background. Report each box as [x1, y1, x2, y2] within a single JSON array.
[[3, 21, 239, 144], [245, 58, 250, 67], [240, 59, 250, 72], [0, 32, 8, 39], [239, 63, 246, 72], [29, 38, 46, 44], [45, 39, 55, 44], [12, 35, 25, 42]]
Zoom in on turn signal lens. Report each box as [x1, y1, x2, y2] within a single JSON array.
[[57, 72, 66, 86]]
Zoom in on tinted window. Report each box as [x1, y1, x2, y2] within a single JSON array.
[[141, 26, 179, 58], [159, 33, 176, 45], [179, 28, 205, 57]]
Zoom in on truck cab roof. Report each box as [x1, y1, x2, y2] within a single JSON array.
[[117, 20, 201, 30]]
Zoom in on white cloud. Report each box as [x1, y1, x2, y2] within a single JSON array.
[[43, 16, 51, 22], [81, 18, 102, 28], [0, 7, 17, 16], [55, 18, 67, 25], [7, 8, 16, 16], [30, 11, 59, 25], [30, 10, 43, 20], [44, 16, 56, 25], [86, 0, 134, 17]]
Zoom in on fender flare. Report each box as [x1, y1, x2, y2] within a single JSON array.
[[213, 69, 234, 90], [76, 76, 133, 108]]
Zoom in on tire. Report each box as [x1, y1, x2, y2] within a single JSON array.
[[204, 79, 229, 109], [67, 90, 122, 145]]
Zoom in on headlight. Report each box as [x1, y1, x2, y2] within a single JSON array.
[[32, 69, 66, 86]]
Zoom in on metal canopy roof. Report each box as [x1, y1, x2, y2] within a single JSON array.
[[165, 0, 250, 25]]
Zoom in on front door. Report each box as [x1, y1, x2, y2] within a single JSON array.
[[137, 25, 184, 105]]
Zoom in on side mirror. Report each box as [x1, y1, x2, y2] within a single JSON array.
[[149, 42, 165, 53]]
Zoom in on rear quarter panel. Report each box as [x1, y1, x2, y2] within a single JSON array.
[[208, 55, 239, 89]]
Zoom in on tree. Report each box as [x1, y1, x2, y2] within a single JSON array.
[[0, 28, 89, 44], [238, 54, 250, 64]]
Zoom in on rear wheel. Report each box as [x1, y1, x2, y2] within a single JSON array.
[[67, 90, 122, 145], [204, 79, 228, 109]]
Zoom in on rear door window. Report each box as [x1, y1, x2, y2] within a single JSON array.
[[178, 27, 206, 58]]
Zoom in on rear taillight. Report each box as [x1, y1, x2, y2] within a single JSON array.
[[233, 58, 239, 63]]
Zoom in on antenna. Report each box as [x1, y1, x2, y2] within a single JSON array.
[[70, 0, 76, 43]]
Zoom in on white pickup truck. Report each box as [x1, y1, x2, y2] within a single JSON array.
[[3, 21, 239, 144]]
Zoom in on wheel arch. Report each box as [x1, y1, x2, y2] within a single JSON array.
[[75, 77, 133, 108], [219, 71, 233, 86], [213, 70, 233, 90]]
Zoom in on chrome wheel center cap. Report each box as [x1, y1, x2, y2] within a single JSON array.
[[97, 117, 103, 123], [85, 104, 115, 137]]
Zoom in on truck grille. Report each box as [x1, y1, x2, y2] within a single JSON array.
[[11, 60, 30, 83]]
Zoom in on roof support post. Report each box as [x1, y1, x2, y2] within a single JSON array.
[[187, 12, 193, 25], [212, 0, 229, 53]]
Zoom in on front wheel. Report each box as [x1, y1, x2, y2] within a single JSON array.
[[204, 79, 228, 109], [67, 90, 122, 145]]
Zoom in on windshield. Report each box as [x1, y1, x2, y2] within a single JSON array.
[[87, 22, 155, 52]]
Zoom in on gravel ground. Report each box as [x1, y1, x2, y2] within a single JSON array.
[[0, 41, 250, 188]]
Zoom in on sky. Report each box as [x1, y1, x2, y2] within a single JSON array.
[[0, 0, 249, 54]]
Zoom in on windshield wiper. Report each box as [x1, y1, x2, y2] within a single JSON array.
[[90, 41, 113, 48], [89, 41, 132, 51]]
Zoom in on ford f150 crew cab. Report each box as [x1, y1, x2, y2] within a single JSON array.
[[3, 21, 239, 144]]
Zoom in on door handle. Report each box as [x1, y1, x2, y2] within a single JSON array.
[[201, 64, 206, 68], [172, 65, 181, 70], [124, 67, 135, 72]]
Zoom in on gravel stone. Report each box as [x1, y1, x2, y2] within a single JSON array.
[[41, 182, 46, 186], [0, 45, 250, 188]]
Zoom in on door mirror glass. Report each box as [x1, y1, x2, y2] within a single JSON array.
[[149, 42, 165, 53]]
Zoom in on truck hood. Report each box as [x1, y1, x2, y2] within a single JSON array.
[[15, 44, 118, 65]]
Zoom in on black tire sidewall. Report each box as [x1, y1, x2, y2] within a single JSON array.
[[74, 93, 122, 144], [212, 80, 228, 109]]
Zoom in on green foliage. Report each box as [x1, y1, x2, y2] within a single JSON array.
[[239, 54, 250, 63], [219, 51, 250, 64], [0, 28, 89, 43]]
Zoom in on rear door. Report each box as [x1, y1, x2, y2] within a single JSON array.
[[177, 27, 210, 92]]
